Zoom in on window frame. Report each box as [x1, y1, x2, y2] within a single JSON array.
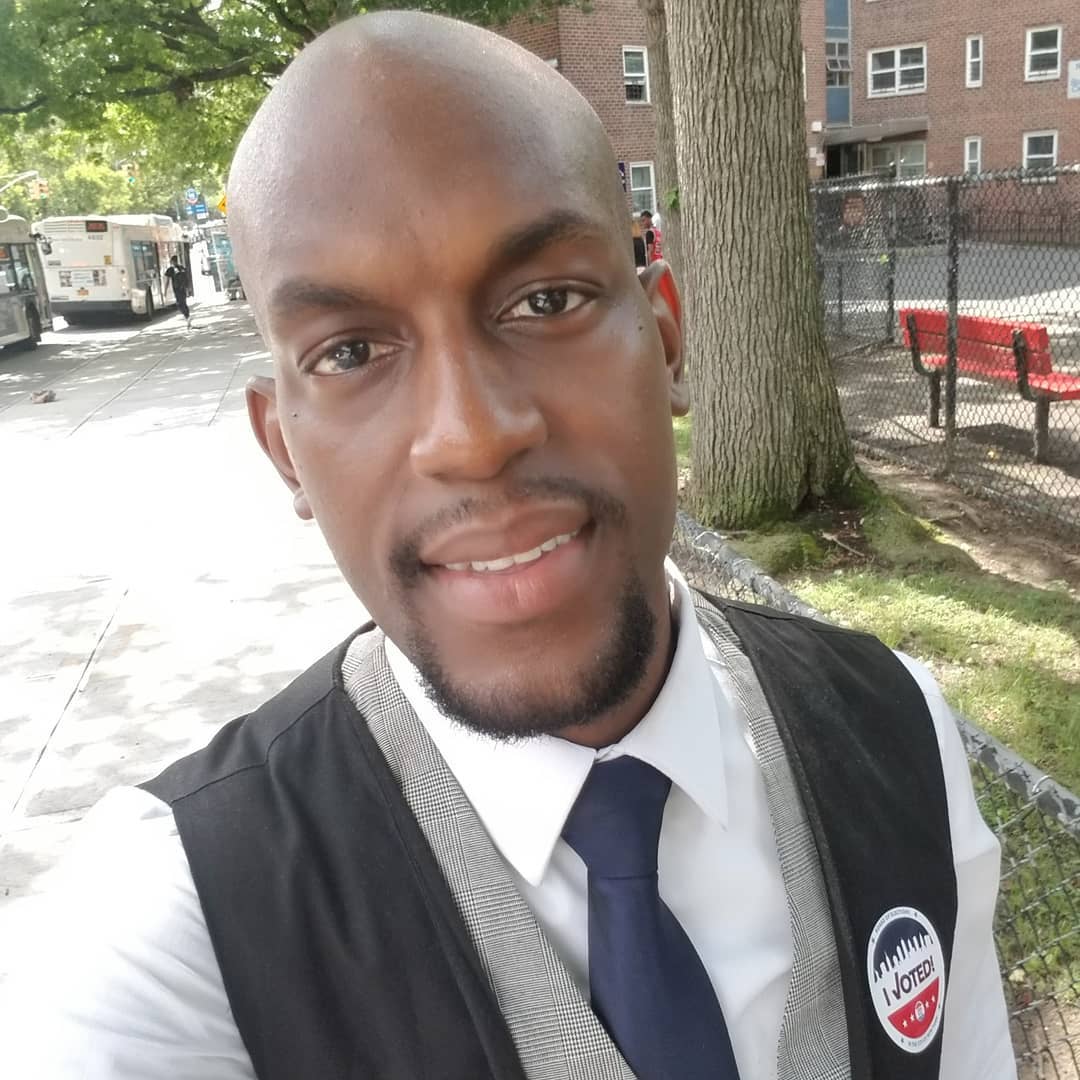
[[964, 135, 982, 175], [628, 160, 656, 215], [826, 39, 853, 88], [622, 46, 650, 104], [867, 43, 927, 98], [1022, 130, 1058, 170], [865, 140, 927, 180], [965, 35, 983, 88], [1025, 26, 1061, 82]]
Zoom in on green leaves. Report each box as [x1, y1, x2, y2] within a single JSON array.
[[0, 0, 556, 213]]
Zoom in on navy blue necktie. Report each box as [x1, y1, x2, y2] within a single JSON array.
[[562, 755, 740, 1080]]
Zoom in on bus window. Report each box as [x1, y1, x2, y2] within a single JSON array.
[[0, 245, 15, 290], [129, 240, 160, 287], [9, 244, 34, 292]]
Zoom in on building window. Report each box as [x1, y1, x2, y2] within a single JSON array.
[[868, 44, 926, 97], [964, 136, 982, 175], [629, 162, 655, 214], [623, 47, 650, 103], [826, 40, 852, 87], [1023, 130, 1058, 170], [1025, 27, 1061, 81], [867, 140, 927, 179], [966, 35, 983, 87]]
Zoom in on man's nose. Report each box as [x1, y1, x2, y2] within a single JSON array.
[[409, 337, 548, 482]]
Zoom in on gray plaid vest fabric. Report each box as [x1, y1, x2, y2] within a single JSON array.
[[341, 597, 851, 1080]]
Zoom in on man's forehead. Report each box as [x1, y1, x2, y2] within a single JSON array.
[[229, 15, 620, 270]]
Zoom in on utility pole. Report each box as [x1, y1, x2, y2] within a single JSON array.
[[0, 169, 40, 196]]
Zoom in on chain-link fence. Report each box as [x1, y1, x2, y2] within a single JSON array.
[[671, 511, 1080, 1078], [813, 165, 1080, 536]]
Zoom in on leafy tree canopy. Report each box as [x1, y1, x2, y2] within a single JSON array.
[[1, 0, 552, 214]]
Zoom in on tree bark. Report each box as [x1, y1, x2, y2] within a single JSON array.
[[636, 0, 683, 286], [666, 0, 853, 528]]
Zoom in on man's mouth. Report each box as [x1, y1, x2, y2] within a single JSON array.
[[441, 529, 580, 573]]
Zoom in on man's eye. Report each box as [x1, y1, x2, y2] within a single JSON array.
[[504, 288, 589, 320], [308, 340, 391, 376]]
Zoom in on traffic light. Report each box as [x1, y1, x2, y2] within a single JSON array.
[[126, 162, 138, 185], [36, 178, 49, 200]]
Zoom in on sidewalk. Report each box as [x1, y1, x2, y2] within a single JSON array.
[[0, 300, 364, 981]]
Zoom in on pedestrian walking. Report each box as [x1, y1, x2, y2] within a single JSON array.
[[2, 12, 1016, 1080], [164, 256, 192, 325]]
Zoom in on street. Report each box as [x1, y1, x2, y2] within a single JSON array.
[[0, 297, 365, 981]]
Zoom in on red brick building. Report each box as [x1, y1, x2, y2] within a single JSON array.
[[502, 0, 1079, 186], [501, 0, 658, 213], [806, 0, 1080, 179]]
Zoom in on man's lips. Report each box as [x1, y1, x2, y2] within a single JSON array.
[[418, 504, 591, 568]]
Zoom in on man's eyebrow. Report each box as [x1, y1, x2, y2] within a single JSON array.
[[489, 209, 610, 271], [267, 280, 380, 323]]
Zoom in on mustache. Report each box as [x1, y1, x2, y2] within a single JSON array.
[[390, 476, 627, 586]]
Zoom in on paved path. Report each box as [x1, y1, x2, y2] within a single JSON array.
[[0, 300, 364, 981]]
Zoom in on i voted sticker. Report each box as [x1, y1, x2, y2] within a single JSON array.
[[867, 906, 945, 1053]]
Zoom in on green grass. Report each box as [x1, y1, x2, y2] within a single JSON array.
[[790, 569, 1080, 792], [673, 416, 691, 471], [671, 415, 1080, 790]]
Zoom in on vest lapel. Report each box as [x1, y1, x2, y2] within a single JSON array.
[[342, 632, 636, 1080], [691, 594, 852, 1080]]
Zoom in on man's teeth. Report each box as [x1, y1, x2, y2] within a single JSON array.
[[444, 531, 578, 572]]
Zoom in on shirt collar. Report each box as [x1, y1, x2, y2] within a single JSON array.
[[383, 561, 730, 887]]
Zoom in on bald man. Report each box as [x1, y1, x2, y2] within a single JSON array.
[[3, 12, 1014, 1080]]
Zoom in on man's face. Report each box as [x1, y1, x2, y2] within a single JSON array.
[[241, 65, 685, 738]]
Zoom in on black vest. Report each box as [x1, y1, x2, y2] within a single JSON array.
[[143, 597, 958, 1080]]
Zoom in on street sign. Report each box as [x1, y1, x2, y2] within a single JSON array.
[[1068, 59, 1080, 100], [216, 194, 227, 215], [194, 201, 209, 221], [185, 187, 199, 205]]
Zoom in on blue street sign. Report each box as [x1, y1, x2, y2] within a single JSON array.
[[185, 187, 199, 205]]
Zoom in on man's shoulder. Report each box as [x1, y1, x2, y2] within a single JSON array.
[[144, 629, 370, 806]]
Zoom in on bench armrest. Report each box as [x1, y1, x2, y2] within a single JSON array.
[[906, 313, 935, 377]]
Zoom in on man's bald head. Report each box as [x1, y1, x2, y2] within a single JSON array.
[[238, 12, 686, 745], [229, 11, 625, 298]]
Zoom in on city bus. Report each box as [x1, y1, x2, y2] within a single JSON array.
[[34, 214, 188, 323], [0, 214, 52, 350]]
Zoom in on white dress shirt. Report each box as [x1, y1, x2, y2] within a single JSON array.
[[2, 570, 1016, 1079]]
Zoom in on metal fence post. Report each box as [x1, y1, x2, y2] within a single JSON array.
[[944, 178, 960, 472], [885, 188, 897, 344], [837, 259, 845, 339]]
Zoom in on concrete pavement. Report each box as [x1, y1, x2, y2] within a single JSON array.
[[0, 299, 365, 981]]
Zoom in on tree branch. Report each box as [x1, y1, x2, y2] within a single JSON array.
[[115, 56, 285, 101], [0, 94, 47, 116], [236, 0, 318, 42]]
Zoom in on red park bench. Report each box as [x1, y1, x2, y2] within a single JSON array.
[[901, 308, 1080, 464]]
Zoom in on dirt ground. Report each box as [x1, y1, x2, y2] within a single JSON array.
[[860, 456, 1080, 593]]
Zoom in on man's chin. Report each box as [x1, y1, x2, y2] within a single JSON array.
[[409, 575, 657, 742]]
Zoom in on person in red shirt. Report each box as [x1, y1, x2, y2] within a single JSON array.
[[640, 210, 663, 263]]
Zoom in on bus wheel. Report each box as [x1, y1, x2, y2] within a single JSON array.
[[142, 290, 155, 321]]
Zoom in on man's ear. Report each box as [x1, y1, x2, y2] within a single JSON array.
[[639, 261, 688, 416], [246, 375, 313, 520]]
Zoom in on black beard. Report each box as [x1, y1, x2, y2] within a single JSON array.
[[406, 571, 657, 741]]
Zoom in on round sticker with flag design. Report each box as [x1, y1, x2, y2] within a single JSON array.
[[867, 906, 945, 1053]]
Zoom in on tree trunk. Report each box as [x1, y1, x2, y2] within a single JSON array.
[[666, 0, 853, 528], [637, 0, 683, 286]]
